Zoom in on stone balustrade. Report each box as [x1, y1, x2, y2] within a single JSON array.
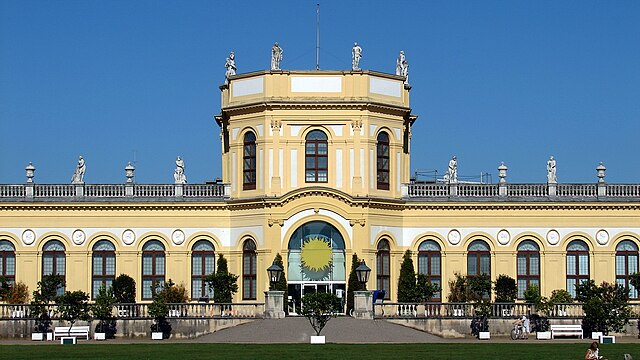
[[0, 183, 230, 201], [404, 182, 640, 200]]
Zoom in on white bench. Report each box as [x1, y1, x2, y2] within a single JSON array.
[[550, 324, 583, 339], [53, 326, 90, 340]]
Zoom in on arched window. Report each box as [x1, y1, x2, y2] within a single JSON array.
[[0, 241, 16, 286], [566, 240, 589, 298], [418, 240, 441, 301], [191, 240, 215, 300], [376, 240, 391, 299], [616, 240, 639, 299], [42, 240, 66, 295], [243, 240, 257, 300], [287, 221, 347, 311], [305, 130, 328, 183], [92, 240, 116, 299], [243, 131, 257, 190], [467, 240, 490, 277], [517, 241, 540, 299], [376, 132, 390, 190], [142, 241, 165, 300]]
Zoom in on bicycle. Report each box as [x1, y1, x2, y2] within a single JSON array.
[[510, 323, 525, 340]]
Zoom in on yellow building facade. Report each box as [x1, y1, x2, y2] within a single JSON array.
[[0, 70, 638, 308]]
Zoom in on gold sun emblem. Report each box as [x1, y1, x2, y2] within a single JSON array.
[[301, 237, 332, 272]]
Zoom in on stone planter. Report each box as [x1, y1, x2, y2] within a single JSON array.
[[591, 332, 603, 340], [536, 331, 551, 340], [310, 335, 325, 344], [31, 333, 44, 341], [94, 332, 106, 340], [152, 332, 164, 340], [478, 331, 490, 340]]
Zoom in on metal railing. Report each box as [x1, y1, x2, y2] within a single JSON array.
[[0, 302, 264, 320], [374, 302, 640, 319]]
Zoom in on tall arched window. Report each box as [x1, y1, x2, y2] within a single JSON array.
[[305, 130, 328, 183], [142, 241, 165, 300], [517, 241, 540, 299], [42, 240, 66, 295], [191, 240, 215, 300], [243, 240, 257, 300], [0, 241, 16, 286], [616, 240, 639, 299], [418, 240, 441, 301], [376, 240, 391, 299], [467, 240, 491, 277], [377, 132, 390, 190], [566, 240, 589, 298], [243, 131, 257, 190], [92, 240, 116, 299]]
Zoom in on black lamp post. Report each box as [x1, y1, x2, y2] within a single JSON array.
[[267, 262, 283, 287], [355, 260, 371, 288]]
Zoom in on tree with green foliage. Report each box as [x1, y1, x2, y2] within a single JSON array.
[[397, 250, 418, 302], [467, 274, 492, 302], [548, 289, 573, 304], [524, 284, 550, 332], [112, 274, 136, 303], [1, 281, 30, 304], [269, 253, 288, 314], [416, 274, 439, 302], [494, 274, 517, 302], [575, 280, 631, 335], [301, 292, 341, 336], [92, 285, 117, 338], [205, 254, 239, 303], [30, 275, 65, 336], [346, 254, 365, 316], [148, 280, 188, 338], [447, 273, 468, 302], [56, 290, 91, 336]]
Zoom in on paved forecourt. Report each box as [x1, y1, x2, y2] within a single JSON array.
[[195, 317, 443, 343]]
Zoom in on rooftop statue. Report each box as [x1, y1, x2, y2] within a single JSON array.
[[396, 51, 409, 84], [547, 156, 557, 184], [352, 42, 362, 71], [224, 51, 236, 84], [271, 42, 283, 71], [71, 156, 86, 184], [174, 156, 187, 184], [446, 156, 458, 184]]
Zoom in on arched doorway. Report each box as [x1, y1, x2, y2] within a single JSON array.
[[287, 221, 346, 314]]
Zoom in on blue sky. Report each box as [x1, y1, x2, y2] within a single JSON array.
[[1, 1, 639, 184]]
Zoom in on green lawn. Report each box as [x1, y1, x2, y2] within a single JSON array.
[[0, 343, 637, 360]]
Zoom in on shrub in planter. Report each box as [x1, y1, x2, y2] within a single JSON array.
[[524, 284, 550, 332], [148, 281, 177, 339], [346, 254, 364, 316], [56, 290, 91, 337], [92, 285, 117, 338], [269, 253, 289, 314], [576, 280, 631, 336], [112, 274, 136, 304], [301, 292, 341, 337], [447, 273, 468, 302], [494, 274, 517, 303], [416, 274, 439, 302], [397, 250, 418, 302], [205, 254, 239, 303], [30, 275, 65, 337], [6, 281, 30, 305]]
